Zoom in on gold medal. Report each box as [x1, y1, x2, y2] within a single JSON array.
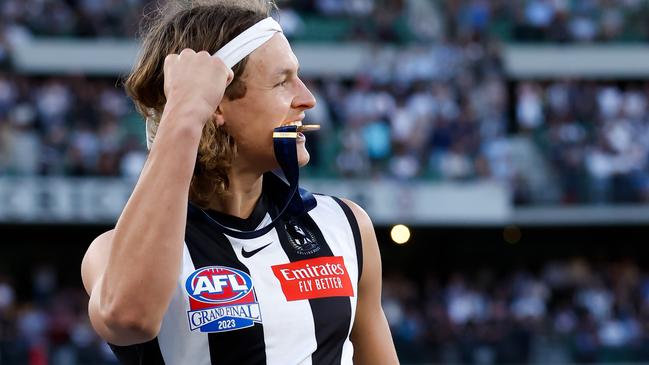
[[296, 124, 320, 133]]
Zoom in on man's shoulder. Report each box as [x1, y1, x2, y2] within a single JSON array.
[[311, 194, 372, 230]]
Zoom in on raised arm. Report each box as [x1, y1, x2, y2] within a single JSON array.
[[342, 199, 400, 364], [81, 49, 233, 346]]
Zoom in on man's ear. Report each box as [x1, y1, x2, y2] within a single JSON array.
[[213, 104, 226, 127]]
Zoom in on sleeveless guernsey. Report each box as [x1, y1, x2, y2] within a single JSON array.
[[109, 176, 363, 365]]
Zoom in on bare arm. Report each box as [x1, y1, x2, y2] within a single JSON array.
[[342, 199, 400, 365], [81, 49, 233, 346]]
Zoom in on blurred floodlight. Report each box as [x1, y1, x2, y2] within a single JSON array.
[[390, 224, 411, 245]]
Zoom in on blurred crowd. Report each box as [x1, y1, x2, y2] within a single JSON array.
[[4, 258, 649, 364], [4, 73, 649, 204], [0, 0, 647, 42], [0, 268, 117, 365], [311, 39, 509, 183], [0, 0, 648, 204], [0, 75, 147, 178], [285, 0, 649, 43], [444, 0, 649, 43], [0, 34, 513, 185], [0, 0, 147, 39], [384, 258, 649, 364], [517, 81, 649, 204]]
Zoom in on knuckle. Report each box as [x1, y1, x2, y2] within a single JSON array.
[[216, 59, 231, 73], [179, 48, 194, 56]]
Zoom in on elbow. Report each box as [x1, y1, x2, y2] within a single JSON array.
[[101, 304, 161, 345]]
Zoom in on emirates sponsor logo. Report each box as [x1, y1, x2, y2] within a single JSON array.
[[272, 256, 354, 301]]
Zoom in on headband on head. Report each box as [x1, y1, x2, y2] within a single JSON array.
[[214, 17, 282, 69], [145, 17, 283, 149]]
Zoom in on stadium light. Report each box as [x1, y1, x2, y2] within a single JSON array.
[[390, 224, 410, 245]]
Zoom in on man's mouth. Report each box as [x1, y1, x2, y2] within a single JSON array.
[[278, 120, 320, 133], [282, 120, 303, 127]]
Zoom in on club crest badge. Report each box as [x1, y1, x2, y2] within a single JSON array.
[[185, 266, 262, 333], [286, 222, 320, 255]]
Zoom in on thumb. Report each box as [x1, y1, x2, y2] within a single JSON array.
[[213, 107, 225, 127], [225, 69, 235, 86]]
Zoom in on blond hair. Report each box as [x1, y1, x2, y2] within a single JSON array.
[[125, 0, 275, 208]]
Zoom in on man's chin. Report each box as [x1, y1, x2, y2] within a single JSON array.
[[297, 151, 310, 167]]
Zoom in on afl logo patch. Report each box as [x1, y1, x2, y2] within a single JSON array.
[[286, 222, 320, 255], [185, 266, 262, 333]]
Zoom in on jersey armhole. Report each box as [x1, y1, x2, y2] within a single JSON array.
[[331, 197, 363, 283], [108, 337, 164, 365]]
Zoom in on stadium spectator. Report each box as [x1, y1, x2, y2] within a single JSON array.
[[0, 27, 513, 185], [517, 81, 649, 203]]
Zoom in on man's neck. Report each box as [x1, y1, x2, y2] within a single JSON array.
[[205, 168, 263, 219]]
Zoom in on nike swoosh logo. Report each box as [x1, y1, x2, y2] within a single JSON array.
[[241, 243, 272, 258]]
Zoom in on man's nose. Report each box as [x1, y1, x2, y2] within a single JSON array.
[[292, 78, 316, 110]]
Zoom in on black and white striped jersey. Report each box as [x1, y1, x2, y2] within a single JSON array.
[[109, 178, 363, 365]]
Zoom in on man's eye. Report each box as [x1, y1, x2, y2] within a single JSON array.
[[276, 80, 288, 87]]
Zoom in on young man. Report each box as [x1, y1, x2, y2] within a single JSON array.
[[81, 1, 399, 364]]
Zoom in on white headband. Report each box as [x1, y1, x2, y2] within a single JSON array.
[[146, 17, 283, 149], [214, 17, 282, 68]]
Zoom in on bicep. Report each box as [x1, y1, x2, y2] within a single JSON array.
[[341, 199, 399, 365], [81, 229, 114, 295], [81, 230, 116, 339], [81, 229, 159, 345]]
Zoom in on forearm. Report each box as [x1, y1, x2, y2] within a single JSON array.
[[99, 107, 203, 329]]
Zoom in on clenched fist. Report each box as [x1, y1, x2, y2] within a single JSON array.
[[163, 48, 234, 127]]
